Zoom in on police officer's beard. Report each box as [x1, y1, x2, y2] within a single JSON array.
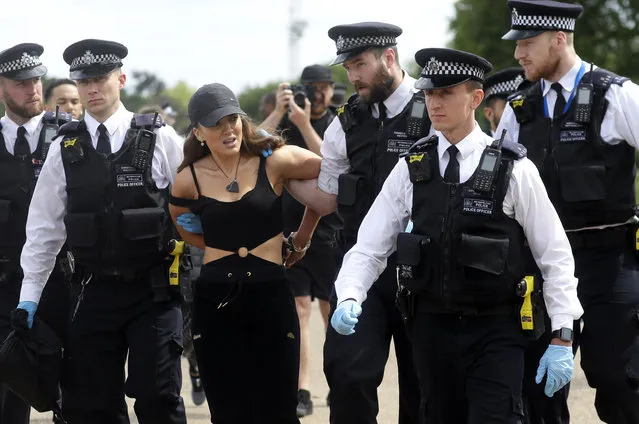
[[5, 96, 43, 120], [358, 65, 395, 104]]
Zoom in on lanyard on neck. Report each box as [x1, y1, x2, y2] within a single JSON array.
[[542, 62, 587, 119]]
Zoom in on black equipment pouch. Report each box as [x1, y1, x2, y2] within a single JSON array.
[[396, 232, 431, 293], [458, 233, 509, 276], [336, 174, 365, 207], [120, 207, 166, 241]]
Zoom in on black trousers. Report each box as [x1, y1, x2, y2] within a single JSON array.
[[0, 265, 30, 424], [521, 313, 573, 424], [574, 245, 639, 424], [192, 255, 300, 424], [410, 312, 527, 424], [324, 259, 421, 424], [61, 272, 186, 424]]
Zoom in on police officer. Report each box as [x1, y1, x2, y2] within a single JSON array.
[[16, 39, 186, 423], [261, 63, 343, 417], [330, 47, 583, 424], [482, 67, 526, 136], [290, 22, 430, 424], [0, 43, 73, 424], [497, 1, 639, 422]]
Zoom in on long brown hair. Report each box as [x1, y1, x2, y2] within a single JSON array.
[[178, 115, 285, 172]]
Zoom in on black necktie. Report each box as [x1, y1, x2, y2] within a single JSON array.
[[97, 124, 111, 155], [551, 82, 566, 120], [14, 126, 30, 157], [444, 145, 460, 183], [377, 102, 387, 128]]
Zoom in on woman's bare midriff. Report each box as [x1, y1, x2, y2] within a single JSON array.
[[202, 232, 284, 266]]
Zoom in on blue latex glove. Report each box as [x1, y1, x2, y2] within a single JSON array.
[[17, 301, 38, 329], [331, 300, 362, 335], [536, 344, 574, 397], [256, 129, 274, 157], [177, 212, 203, 234]]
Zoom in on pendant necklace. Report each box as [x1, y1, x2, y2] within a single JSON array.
[[210, 153, 241, 193]]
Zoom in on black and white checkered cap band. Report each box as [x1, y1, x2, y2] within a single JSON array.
[[0, 52, 42, 74], [421, 58, 485, 80], [511, 12, 576, 31], [336, 34, 396, 53], [485, 75, 525, 98], [70, 50, 121, 70]]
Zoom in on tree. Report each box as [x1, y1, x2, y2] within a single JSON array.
[[450, 0, 639, 81]]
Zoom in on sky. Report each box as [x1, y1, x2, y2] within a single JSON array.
[[0, 0, 457, 95]]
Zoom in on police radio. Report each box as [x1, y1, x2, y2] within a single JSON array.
[[406, 94, 427, 138], [132, 129, 155, 170], [131, 113, 158, 171], [574, 64, 594, 123], [473, 129, 505, 193], [40, 106, 60, 160]]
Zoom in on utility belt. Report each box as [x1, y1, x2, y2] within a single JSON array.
[[73, 239, 184, 302], [394, 232, 546, 338], [0, 253, 74, 285], [567, 225, 629, 250]]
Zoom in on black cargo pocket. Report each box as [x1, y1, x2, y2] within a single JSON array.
[[64, 213, 98, 247], [559, 165, 606, 202], [458, 233, 509, 275], [0, 199, 10, 223], [120, 208, 165, 241]]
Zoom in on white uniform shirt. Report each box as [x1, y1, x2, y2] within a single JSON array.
[[318, 73, 425, 195], [1, 112, 45, 155], [497, 59, 639, 230], [19, 103, 184, 303], [334, 123, 584, 331]]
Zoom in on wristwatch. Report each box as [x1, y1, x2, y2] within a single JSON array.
[[551, 327, 573, 342]]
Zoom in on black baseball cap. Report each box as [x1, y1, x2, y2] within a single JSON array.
[[188, 83, 246, 127]]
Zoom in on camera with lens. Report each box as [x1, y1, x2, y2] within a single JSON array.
[[288, 84, 316, 108]]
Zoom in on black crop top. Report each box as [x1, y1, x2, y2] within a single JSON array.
[[170, 155, 283, 252]]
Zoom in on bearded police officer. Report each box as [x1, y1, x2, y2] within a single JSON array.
[[16, 39, 186, 423], [496, 1, 639, 422], [289, 22, 431, 424], [0, 43, 74, 424], [330, 47, 583, 424], [483, 67, 526, 137]]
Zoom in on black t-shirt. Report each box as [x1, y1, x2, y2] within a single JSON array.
[[278, 110, 342, 243]]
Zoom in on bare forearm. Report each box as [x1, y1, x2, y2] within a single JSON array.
[[286, 178, 337, 216], [259, 109, 286, 134], [298, 121, 322, 156], [294, 208, 321, 245]]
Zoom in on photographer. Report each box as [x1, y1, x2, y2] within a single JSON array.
[[260, 64, 343, 417], [260, 64, 335, 155]]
